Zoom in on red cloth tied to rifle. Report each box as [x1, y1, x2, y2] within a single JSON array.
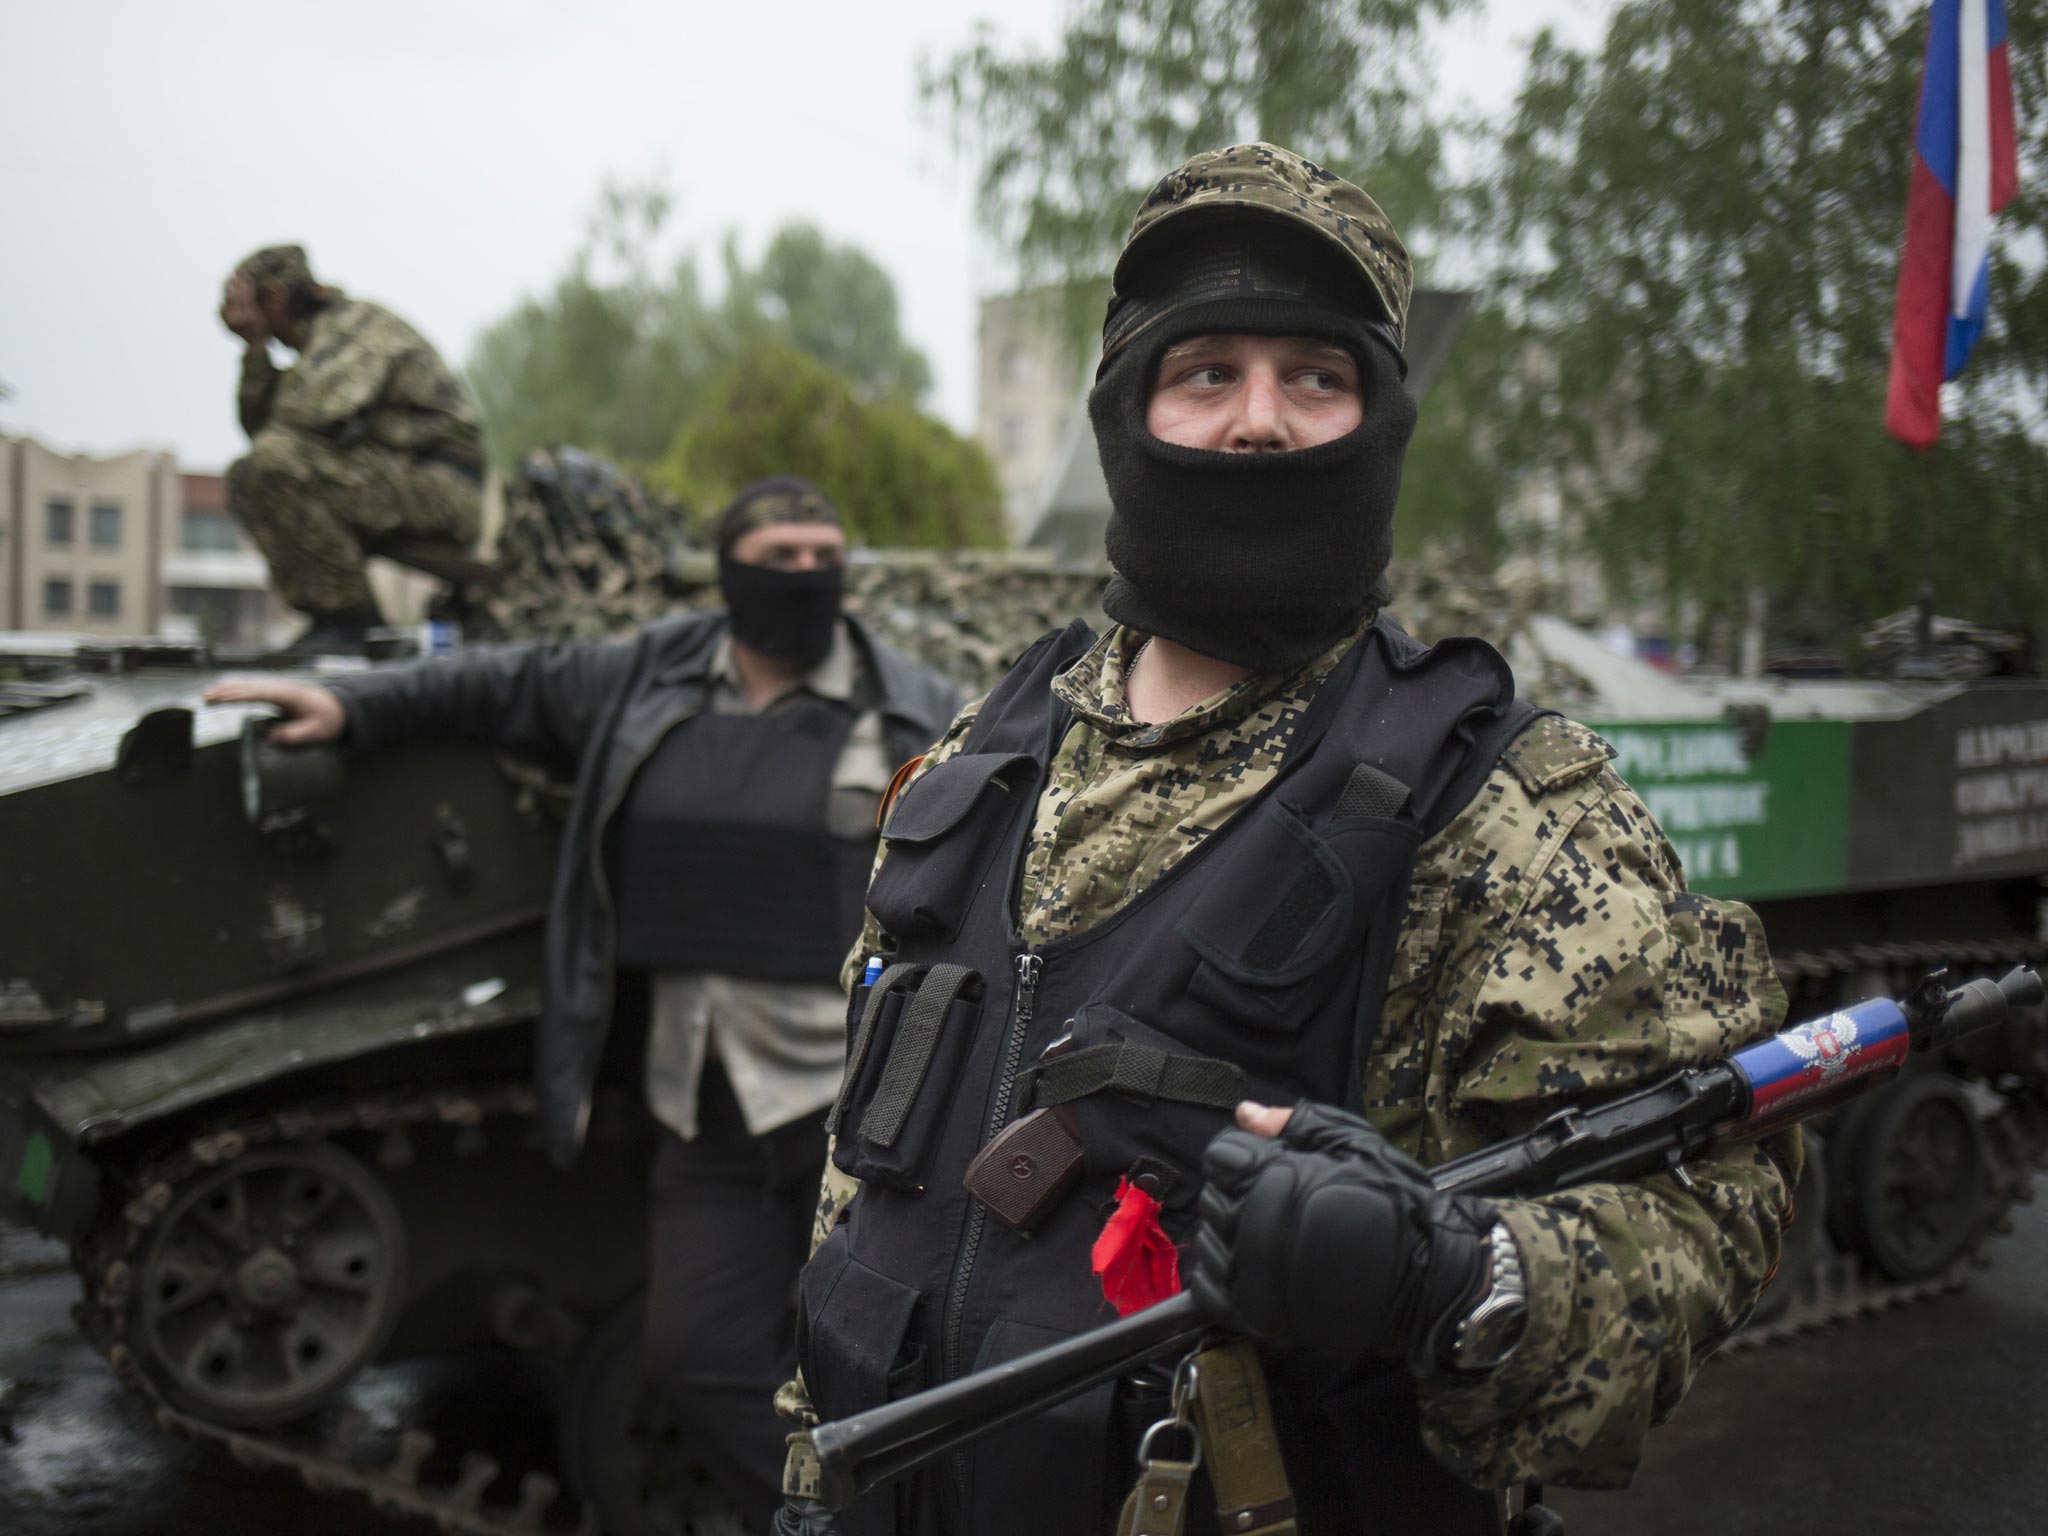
[[1091, 1176, 1181, 1316]]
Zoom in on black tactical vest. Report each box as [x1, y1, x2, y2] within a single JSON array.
[[611, 695, 874, 984], [803, 620, 1541, 1536]]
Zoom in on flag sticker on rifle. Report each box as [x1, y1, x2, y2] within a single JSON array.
[[1731, 999, 1914, 1120], [1884, 0, 2020, 449]]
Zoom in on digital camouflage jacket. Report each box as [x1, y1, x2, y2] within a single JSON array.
[[807, 622, 1798, 1493], [238, 293, 483, 469]]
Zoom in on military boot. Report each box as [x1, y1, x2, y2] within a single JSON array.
[[275, 604, 386, 659]]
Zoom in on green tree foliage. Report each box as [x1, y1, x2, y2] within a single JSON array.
[[1396, 304, 1515, 567], [467, 183, 935, 472], [656, 342, 1006, 550], [719, 225, 933, 399], [468, 182, 714, 472], [1477, 0, 2048, 652], [926, 0, 1471, 288]]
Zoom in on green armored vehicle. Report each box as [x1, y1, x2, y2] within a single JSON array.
[[0, 632, 716, 1535]]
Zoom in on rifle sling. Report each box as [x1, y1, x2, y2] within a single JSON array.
[[1191, 1341, 1298, 1536]]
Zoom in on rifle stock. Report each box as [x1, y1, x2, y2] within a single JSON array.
[[805, 966, 2042, 1510]]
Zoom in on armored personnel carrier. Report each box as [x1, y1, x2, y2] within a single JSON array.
[[0, 631, 726, 1535]]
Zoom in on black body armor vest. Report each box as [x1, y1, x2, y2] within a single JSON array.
[[802, 620, 1541, 1536], [612, 695, 874, 984]]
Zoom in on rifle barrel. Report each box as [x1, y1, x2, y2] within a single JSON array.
[[808, 1293, 1210, 1509]]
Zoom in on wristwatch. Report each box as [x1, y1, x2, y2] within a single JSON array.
[[1450, 1220, 1529, 1372]]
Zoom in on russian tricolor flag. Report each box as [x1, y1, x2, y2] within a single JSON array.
[[1885, 0, 2020, 450]]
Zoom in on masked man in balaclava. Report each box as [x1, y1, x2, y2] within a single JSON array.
[[778, 147, 1798, 1536], [206, 477, 959, 1527]]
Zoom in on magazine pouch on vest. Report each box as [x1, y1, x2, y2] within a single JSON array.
[[829, 962, 923, 1140], [832, 964, 986, 1191]]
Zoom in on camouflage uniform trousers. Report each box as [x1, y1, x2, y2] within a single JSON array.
[[225, 425, 482, 614]]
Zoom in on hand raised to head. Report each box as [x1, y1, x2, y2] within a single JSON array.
[[219, 271, 268, 345]]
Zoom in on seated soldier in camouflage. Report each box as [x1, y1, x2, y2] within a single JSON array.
[[777, 145, 1800, 1536], [219, 244, 484, 655]]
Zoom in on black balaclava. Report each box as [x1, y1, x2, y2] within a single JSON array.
[[1089, 221, 1418, 674], [714, 476, 846, 671]]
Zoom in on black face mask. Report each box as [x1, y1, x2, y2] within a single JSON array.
[[1088, 321, 1417, 675], [718, 554, 845, 670]]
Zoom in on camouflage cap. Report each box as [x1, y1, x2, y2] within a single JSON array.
[[713, 475, 842, 554], [236, 244, 315, 289], [1113, 144, 1412, 350]]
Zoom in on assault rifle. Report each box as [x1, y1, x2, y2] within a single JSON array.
[[804, 966, 2043, 1510]]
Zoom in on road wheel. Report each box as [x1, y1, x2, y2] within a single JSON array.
[[1850, 1072, 1990, 1282], [130, 1141, 406, 1426], [557, 1293, 745, 1536]]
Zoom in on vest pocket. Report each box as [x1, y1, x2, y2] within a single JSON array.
[[864, 752, 1035, 942], [1179, 802, 1425, 1036], [795, 1228, 929, 1536], [833, 966, 984, 1193], [1176, 799, 1368, 1028]]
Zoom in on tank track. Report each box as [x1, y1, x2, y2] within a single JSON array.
[[1729, 939, 2048, 1347], [53, 941, 2048, 1528], [68, 1081, 599, 1536]]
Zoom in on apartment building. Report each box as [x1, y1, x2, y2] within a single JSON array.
[[976, 289, 1087, 540], [163, 471, 286, 645], [1, 437, 294, 646], [2, 436, 175, 635]]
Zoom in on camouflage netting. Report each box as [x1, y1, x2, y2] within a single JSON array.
[[471, 447, 1581, 704], [1383, 546, 1599, 711], [841, 556, 1111, 697], [475, 447, 688, 637], [471, 449, 1112, 697], [1859, 608, 2036, 680]]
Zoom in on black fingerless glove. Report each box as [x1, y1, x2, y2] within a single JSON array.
[[1190, 1101, 1496, 1374]]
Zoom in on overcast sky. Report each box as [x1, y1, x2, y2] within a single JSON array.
[[0, 0, 1607, 471]]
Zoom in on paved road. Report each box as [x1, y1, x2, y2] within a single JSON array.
[[0, 1238, 540, 1536], [1553, 1197, 2048, 1536], [4, 1202, 2046, 1534]]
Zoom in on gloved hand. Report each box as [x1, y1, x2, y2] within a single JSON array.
[[1190, 1101, 1497, 1374], [771, 1497, 845, 1536]]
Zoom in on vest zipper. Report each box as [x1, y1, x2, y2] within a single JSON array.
[[942, 947, 1041, 1506]]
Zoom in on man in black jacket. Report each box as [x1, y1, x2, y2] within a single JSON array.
[[208, 477, 959, 1528]]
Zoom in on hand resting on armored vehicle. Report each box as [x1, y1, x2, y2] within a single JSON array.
[[204, 678, 349, 746]]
